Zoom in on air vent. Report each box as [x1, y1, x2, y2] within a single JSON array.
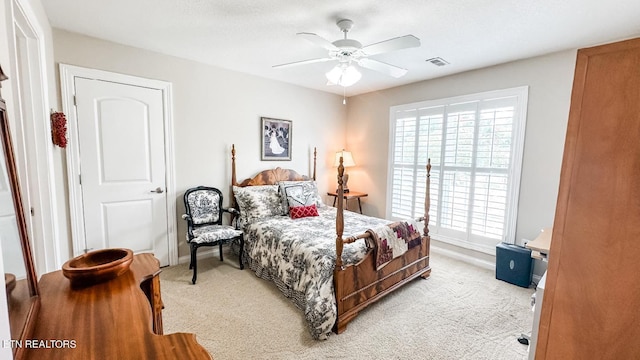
[[426, 57, 450, 67]]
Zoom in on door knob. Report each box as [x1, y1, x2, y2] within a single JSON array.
[[150, 187, 164, 194]]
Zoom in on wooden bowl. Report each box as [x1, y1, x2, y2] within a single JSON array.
[[62, 248, 134, 288]]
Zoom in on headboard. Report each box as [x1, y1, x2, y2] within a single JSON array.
[[230, 144, 317, 187]]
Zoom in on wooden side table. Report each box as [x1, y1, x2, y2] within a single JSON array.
[[327, 191, 368, 214]]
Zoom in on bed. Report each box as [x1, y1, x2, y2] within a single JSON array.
[[230, 145, 431, 339]]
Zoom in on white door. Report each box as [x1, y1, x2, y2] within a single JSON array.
[[74, 78, 169, 265]]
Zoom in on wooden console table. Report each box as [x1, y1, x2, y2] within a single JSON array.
[[23, 254, 211, 359]]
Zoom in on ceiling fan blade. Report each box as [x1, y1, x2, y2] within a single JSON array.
[[273, 57, 333, 69], [297, 32, 339, 51], [361, 35, 420, 56], [358, 58, 408, 78]]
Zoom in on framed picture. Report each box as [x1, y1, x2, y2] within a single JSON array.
[[261, 117, 292, 161]]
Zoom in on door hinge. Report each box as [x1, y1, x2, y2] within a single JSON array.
[[73, 95, 77, 106], [30, 207, 34, 216], [79, 174, 82, 185]]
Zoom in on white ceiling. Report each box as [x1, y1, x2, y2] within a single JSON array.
[[42, 0, 640, 96]]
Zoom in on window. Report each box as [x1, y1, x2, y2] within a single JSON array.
[[386, 87, 528, 254]]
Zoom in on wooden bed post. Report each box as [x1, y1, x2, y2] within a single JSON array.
[[425, 158, 431, 237], [313, 147, 317, 181], [231, 144, 237, 186], [230, 144, 238, 221], [335, 156, 345, 269]]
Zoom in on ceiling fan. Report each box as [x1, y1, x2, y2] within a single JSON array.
[[273, 19, 421, 86]]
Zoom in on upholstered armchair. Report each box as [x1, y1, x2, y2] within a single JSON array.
[[182, 186, 244, 284]]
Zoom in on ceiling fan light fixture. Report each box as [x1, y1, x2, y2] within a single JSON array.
[[326, 64, 361, 87]]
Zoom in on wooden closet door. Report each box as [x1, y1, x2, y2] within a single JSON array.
[[536, 38, 640, 359]]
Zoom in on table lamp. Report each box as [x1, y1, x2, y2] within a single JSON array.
[[334, 149, 356, 193]]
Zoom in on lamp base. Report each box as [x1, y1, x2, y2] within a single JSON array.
[[337, 173, 350, 193]]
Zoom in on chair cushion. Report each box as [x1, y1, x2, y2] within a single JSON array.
[[186, 189, 221, 225], [189, 225, 242, 244]]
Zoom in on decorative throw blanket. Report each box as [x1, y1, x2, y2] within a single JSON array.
[[366, 220, 422, 270]]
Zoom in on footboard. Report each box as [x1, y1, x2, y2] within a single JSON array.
[[334, 235, 431, 333], [333, 157, 432, 334]]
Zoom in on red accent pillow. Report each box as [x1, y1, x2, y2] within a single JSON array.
[[289, 204, 319, 219]]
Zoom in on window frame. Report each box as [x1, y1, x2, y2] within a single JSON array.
[[385, 86, 529, 254]]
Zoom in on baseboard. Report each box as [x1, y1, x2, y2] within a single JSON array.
[[431, 243, 495, 271], [532, 273, 542, 285], [177, 248, 217, 265], [431, 243, 543, 286]]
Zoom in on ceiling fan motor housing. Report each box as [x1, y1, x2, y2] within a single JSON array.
[[332, 39, 362, 51], [333, 20, 362, 61]]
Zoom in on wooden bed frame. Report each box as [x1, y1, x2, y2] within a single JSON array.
[[230, 144, 431, 334]]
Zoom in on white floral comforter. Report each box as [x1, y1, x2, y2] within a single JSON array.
[[242, 205, 390, 340]]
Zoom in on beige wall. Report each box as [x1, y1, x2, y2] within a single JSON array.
[[346, 50, 576, 269], [52, 29, 347, 260], [14, 25, 578, 269], [52, 30, 577, 267]]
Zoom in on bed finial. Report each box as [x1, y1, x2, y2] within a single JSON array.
[[424, 158, 431, 237], [231, 144, 237, 186], [313, 147, 317, 181]]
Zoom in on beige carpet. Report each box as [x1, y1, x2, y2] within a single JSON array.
[[160, 251, 533, 360]]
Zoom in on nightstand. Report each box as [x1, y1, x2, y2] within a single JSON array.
[[327, 191, 368, 214]]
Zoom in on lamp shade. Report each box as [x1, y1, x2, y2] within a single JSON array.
[[326, 64, 362, 87], [334, 150, 356, 167]]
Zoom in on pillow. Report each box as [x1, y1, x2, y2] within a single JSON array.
[[289, 204, 319, 219], [284, 185, 313, 208], [233, 185, 284, 228], [278, 180, 323, 211]]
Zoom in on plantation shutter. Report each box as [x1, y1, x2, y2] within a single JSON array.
[[387, 87, 527, 254]]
